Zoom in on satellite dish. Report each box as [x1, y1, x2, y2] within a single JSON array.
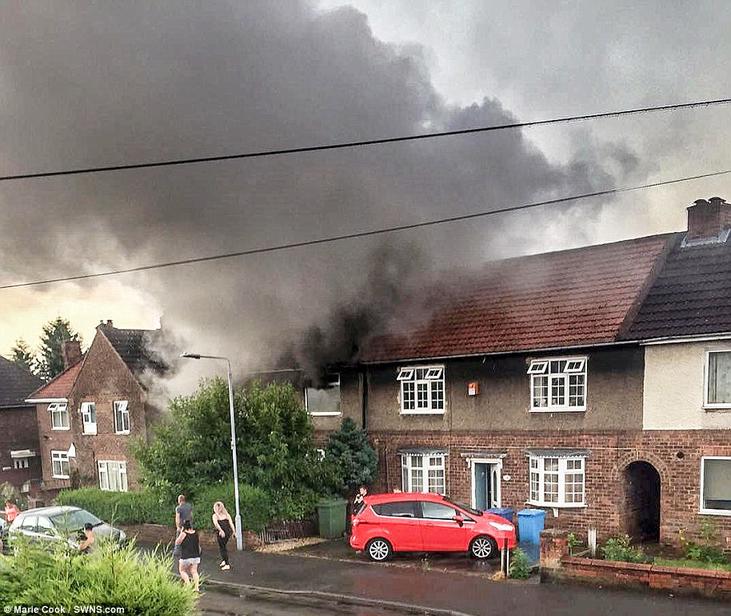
[[67, 443, 76, 458]]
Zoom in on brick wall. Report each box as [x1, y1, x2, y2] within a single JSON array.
[[368, 429, 731, 547], [0, 405, 42, 491]]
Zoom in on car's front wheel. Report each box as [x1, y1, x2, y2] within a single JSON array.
[[469, 535, 498, 560], [366, 537, 393, 562]]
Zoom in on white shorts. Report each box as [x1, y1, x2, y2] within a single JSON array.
[[179, 557, 200, 566]]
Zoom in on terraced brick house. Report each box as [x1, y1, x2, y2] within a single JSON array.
[[309, 197, 731, 549], [26, 321, 164, 494], [0, 357, 43, 494]]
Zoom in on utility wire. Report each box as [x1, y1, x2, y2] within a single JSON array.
[[2, 167, 730, 290], [1, 97, 730, 182]]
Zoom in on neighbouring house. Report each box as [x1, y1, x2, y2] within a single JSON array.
[[307, 196, 731, 549], [0, 357, 44, 494], [26, 321, 165, 494]]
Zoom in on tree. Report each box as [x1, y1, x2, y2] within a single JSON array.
[[10, 339, 36, 374], [36, 317, 81, 380], [323, 417, 378, 494], [133, 378, 326, 520]]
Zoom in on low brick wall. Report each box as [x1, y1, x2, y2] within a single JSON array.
[[120, 524, 262, 550], [539, 529, 731, 601]]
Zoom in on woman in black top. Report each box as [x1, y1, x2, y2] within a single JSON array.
[[175, 520, 201, 592], [212, 501, 234, 570]]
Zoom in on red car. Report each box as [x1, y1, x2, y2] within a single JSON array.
[[350, 492, 516, 562]]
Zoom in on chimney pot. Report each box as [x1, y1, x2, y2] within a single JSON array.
[[106, 320, 113, 327], [686, 196, 731, 241], [61, 340, 82, 370]]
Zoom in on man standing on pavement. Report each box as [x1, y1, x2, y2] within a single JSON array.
[[174, 494, 192, 558]]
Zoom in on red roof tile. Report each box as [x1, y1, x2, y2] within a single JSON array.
[[362, 234, 673, 363], [26, 358, 84, 400]]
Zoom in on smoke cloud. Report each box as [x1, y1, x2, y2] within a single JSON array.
[[0, 1, 646, 392]]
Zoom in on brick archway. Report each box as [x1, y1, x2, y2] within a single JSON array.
[[618, 453, 664, 543], [617, 451, 669, 484]]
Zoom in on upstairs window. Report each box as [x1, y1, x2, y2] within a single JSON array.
[[529, 358, 587, 411], [81, 402, 97, 435], [705, 351, 731, 408], [528, 454, 585, 507], [51, 451, 70, 479], [398, 365, 445, 414], [305, 373, 341, 416], [401, 453, 446, 494], [48, 403, 70, 430], [700, 457, 731, 514], [113, 401, 130, 434]]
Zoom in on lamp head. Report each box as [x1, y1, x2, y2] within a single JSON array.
[[180, 352, 201, 359]]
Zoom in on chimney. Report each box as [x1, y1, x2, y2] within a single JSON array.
[[61, 340, 82, 370], [687, 197, 731, 241]]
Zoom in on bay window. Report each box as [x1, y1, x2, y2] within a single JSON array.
[[401, 452, 446, 494]]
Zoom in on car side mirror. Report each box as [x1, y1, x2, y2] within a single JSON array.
[[452, 515, 464, 527]]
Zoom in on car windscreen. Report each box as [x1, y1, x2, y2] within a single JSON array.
[[443, 497, 483, 517], [50, 510, 103, 533]]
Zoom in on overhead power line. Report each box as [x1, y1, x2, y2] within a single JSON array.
[[2, 166, 730, 290], [1, 97, 730, 182]]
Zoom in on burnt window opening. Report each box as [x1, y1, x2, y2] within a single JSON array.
[[305, 373, 341, 416]]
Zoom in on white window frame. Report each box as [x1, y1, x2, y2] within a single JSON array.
[[80, 402, 97, 435], [401, 453, 446, 494], [527, 455, 586, 508], [305, 373, 342, 417], [113, 400, 130, 434], [98, 460, 128, 492], [699, 456, 731, 516], [529, 356, 588, 412], [399, 364, 446, 415], [51, 451, 70, 479], [703, 350, 731, 409], [48, 402, 70, 431], [13, 458, 29, 470]]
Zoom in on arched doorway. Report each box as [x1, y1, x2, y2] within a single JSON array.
[[623, 461, 661, 542]]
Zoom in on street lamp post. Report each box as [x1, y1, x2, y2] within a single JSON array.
[[180, 353, 243, 551]]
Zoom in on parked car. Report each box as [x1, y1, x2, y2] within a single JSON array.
[[350, 492, 516, 562], [7, 506, 127, 550]]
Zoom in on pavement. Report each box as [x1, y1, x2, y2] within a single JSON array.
[[145, 539, 731, 616]]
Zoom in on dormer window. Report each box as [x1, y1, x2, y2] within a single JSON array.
[[529, 357, 587, 412]]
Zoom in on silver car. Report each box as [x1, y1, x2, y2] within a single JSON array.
[[8, 505, 127, 549]]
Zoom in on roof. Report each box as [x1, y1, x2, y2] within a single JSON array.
[[26, 358, 84, 401], [98, 324, 166, 375], [0, 356, 43, 408], [624, 234, 731, 340], [362, 233, 674, 363]]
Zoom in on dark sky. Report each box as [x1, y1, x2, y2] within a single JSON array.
[[1, 1, 729, 389]]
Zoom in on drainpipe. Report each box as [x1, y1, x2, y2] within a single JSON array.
[[361, 368, 369, 430]]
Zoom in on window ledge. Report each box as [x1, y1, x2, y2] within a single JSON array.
[[51, 427, 71, 431], [703, 405, 731, 412], [308, 412, 342, 417], [52, 475, 70, 480], [115, 431, 131, 436], [400, 410, 445, 416], [526, 501, 587, 509], [529, 408, 586, 414], [699, 509, 731, 517]]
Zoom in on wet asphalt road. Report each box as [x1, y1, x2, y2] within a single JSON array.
[[184, 543, 730, 616]]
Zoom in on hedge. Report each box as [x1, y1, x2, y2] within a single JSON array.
[[54, 483, 303, 533]]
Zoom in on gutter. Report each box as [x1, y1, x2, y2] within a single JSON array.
[[360, 339, 642, 366], [641, 332, 731, 346]]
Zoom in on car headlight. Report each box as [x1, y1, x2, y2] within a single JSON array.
[[488, 521, 514, 532]]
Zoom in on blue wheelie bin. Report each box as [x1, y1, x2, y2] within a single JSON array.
[[486, 507, 514, 524], [517, 509, 546, 544]]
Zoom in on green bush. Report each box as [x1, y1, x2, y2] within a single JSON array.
[[56, 488, 170, 526], [679, 520, 729, 565], [0, 538, 196, 614], [600, 535, 646, 563], [193, 482, 272, 532], [509, 548, 532, 579], [323, 417, 378, 495]]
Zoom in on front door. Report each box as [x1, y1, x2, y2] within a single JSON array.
[[473, 461, 501, 511]]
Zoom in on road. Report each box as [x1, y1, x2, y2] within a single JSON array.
[[179, 542, 730, 616]]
